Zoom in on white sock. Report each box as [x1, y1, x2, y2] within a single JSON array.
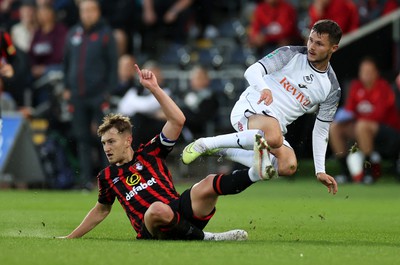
[[248, 167, 262, 182], [225, 148, 278, 171], [224, 149, 278, 181], [203, 232, 214, 240], [225, 148, 253, 167], [201, 129, 264, 150]]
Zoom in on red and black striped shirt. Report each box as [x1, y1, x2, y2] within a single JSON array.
[[97, 134, 180, 233]]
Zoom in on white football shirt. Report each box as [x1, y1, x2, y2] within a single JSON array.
[[254, 46, 341, 133], [243, 46, 341, 174]]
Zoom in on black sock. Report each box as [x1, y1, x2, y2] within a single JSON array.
[[338, 156, 352, 181], [157, 211, 204, 240], [212, 169, 254, 195], [339, 157, 350, 175]]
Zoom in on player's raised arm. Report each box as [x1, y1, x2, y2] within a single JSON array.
[[134, 64, 185, 141]]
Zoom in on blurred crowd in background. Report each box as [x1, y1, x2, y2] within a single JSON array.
[[1, 0, 400, 189]]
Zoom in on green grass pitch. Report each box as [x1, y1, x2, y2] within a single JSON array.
[[1, 170, 400, 265]]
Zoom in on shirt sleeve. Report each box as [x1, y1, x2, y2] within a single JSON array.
[[312, 119, 330, 175], [97, 170, 116, 205], [141, 133, 175, 159], [243, 62, 267, 92], [244, 46, 304, 92], [317, 69, 341, 122]]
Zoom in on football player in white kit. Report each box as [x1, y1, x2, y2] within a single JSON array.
[[181, 20, 342, 195]]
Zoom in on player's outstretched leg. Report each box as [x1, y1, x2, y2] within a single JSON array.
[[253, 134, 277, 180], [181, 138, 220, 165], [203, 229, 248, 241], [181, 130, 264, 165]]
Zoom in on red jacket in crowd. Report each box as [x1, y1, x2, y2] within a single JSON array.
[[345, 78, 400, 131], [249, 0, 299, 45], [309, 0, 359, 34]]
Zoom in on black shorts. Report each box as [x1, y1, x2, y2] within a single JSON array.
[[137, 188, 215, 240]]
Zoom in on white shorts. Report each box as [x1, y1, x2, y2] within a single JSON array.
[[230, 87, 291, 148]]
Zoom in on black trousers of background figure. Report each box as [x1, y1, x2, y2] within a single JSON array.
[[70, 95, 107, 186]]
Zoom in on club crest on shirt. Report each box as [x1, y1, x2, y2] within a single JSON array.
[[135, 162, 143, 171], [303, 74, 314, 84]]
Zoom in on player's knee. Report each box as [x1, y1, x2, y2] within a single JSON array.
[[279, 160, 297, 176], [146, 202, 173, 223], [192, 174, 217, 197]]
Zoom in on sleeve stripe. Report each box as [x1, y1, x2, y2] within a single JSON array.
[[160, 132, 176, 147], [258, 61, 268, 74], [316, 117, 333, 123]]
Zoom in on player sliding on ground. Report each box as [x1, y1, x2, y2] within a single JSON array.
[[58, 64, 274, 241], [182, 19, 342, 195]]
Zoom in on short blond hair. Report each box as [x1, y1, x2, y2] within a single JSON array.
[[97, 113, 132, 137]]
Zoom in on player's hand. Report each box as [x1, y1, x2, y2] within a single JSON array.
[[317, 172, 338, 195], [257, 89, 273, 105], [134, 64, 159, 92]]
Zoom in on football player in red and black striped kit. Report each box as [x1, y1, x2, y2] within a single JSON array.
[[60, 64, 273, 241]]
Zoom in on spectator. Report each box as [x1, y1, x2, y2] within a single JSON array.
[[0, 29, 16, 171], [141, 0, 193, 57], [113, 53, 136, 98], [0, 0, 21, 29], [28, 3, 67, 104], [0, 29, 16, 79], [308, 0, 359, 34], [112, 28, 129, 57], [329, 57, 400, 184], [117, 60, 169, 149], [53, 0, 79, 28], [99, 0, 137, 56], [396, 72, 400, 110], [178, 65, 219, 141], [354, 0, 398, 26], [0, 29, 16, 100], [63, 0, 118, 190], [10, 0, 37, 53], [248, 0, 301, 58]]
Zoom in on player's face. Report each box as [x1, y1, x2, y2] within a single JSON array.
[[101, 128, 132, 166], [307, 30, 338, 70]]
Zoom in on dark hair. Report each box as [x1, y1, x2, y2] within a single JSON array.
[[97, 113, 132, 136], [311, 20, 342, 45]]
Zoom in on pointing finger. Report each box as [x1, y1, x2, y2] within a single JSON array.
[[134, 64, 141, 76]]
